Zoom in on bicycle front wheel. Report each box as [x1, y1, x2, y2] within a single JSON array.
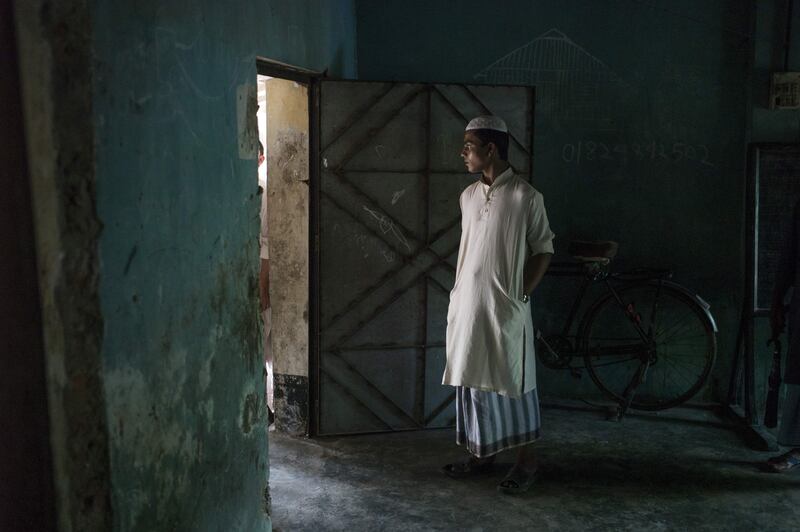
[[579, 281, 716, 411]]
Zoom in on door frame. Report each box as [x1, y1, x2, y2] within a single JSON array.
[[256, 58, 322, 436]]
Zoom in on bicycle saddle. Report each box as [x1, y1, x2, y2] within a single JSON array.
[[568, 240, 619, 263]]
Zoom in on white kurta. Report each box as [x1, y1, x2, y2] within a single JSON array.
[[442, 168, 555, 397]]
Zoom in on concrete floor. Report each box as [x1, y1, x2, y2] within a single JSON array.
[[269, 403, 800, 531]]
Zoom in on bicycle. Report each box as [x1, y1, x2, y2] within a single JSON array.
[[536, 240, 718, 421]]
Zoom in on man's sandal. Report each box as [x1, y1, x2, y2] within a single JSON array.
[[442, 458, 495, 479], [766, 451, 800, 473], [497, 465, 538, 495]]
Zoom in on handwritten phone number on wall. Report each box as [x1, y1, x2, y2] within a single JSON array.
[[561, 141, 714, 167]]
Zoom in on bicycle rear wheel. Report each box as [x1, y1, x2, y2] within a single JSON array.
[[579, 281, 716, 411]]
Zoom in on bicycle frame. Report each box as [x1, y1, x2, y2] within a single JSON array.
[[541, 260, 718, 420], [545, 261, 671, 346]]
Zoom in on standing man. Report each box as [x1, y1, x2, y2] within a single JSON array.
[[767, 200, 800, 472], [442, 116, 554, 494], [258, 141, 275, 425]]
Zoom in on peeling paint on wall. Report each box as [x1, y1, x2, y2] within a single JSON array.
[[15, 0, 356, 528], [93, 1, 274, 529], [241, 391, 263, 434], [238, 83, 259, 159], [266, 78, 310, 380]]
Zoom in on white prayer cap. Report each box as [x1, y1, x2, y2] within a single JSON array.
[[465, 115, 508, 133]]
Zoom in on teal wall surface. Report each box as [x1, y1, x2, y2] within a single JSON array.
[[357, 0, 751, 402], [92, 1, 355, 530], [264, 0, 358, 77]]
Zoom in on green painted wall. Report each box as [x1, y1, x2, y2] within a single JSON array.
[[357, 0, 751, 402], [92, 1, 355, 529]]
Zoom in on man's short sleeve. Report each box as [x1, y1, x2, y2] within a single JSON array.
[[526, 191, 555, 256]]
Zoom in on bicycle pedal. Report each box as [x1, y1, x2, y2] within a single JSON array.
[[569, 368, 582, 379]]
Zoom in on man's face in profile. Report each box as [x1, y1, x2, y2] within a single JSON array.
[[461, 131, 490, 174]]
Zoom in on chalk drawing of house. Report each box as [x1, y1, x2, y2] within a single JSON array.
[[475, 29, 631, 132]]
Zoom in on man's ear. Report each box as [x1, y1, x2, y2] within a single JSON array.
[[487, 142, 496, 159]]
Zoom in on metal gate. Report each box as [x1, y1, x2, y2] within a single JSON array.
[[314, 81, 534, 435]]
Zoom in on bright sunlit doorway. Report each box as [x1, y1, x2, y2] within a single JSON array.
[[256, 60, 313, 436]]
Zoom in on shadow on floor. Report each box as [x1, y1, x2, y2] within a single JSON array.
[[269, 405, 800, 531]]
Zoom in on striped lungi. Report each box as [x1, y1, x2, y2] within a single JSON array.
[[779, 384, 800, 447], [455, 386, 541, 458]]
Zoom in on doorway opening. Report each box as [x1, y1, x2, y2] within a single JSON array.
[[256, 60, 313, 435]]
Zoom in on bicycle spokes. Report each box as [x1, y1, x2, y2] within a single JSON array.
[[581, 282, 716, 411]]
